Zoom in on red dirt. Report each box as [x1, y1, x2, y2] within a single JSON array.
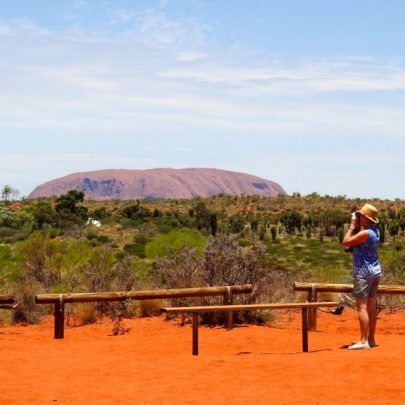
[[1, 308, 404, 404]]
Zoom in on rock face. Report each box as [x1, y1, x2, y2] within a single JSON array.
[[28, 168, 286, 200]]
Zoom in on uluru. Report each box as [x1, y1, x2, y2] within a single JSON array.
[[28, 168, 286, 200]]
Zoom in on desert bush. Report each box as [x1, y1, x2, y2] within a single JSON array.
[[123, 232, 148, 258], [383, 248, 405, 283], [108, 301, 131, 335], [200, 236, 296, 324], [69, 303, 98, 326], [153, 244, 202, 308], [0, 245, 25, 287], [111, 255, 139, 291], [0, 205, 33, 229], [20, 233, 60, 287], [81, 247, 115, 292], [80, 251, 140, 322], [0, 227, 16, 238], [154, 235, 296, 325], [138, 299, 166, 317], [11, 278, 45, 324]]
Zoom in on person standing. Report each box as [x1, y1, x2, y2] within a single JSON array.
[[342, 203, 382, 350]]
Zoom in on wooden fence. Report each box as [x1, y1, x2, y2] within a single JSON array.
[[35, 285, 253, 339], [294, 282, 405, 331], [0, 294, 15, 310], [161, 301, 339, 355]]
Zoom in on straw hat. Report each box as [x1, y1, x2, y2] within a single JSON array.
[[357, 203, 379, 224]]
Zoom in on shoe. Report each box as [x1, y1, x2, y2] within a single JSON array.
[[331, 304, 344, 315], [347, 341, 370, 350]]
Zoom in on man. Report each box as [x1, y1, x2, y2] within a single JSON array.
[[342, 203, 382, 350]]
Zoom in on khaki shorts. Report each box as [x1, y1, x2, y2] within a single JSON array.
[[353, 276, 381, 300]]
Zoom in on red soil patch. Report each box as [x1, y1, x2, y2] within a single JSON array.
[[1, 308, 405, 404]]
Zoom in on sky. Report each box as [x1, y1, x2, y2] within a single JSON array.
[[1, 0, 405, 199]]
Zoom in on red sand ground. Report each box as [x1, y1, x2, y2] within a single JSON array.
[[1, 308, 404, 405]]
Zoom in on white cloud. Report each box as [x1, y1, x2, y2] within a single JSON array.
[[110, 9, 136, 24], [176, 51, 207, 62], [160, 60, 405, 93], [0, 153, 156, 170], [0, 18, 50, 36]]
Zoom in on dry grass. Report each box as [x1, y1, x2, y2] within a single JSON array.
[[69, 303, 97, 326], [0, 310, 12, 326], [137, 299, 166, 317]]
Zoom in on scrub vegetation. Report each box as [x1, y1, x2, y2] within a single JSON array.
[[1, 187, 405, 325]]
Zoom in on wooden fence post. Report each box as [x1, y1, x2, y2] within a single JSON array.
[[302, 307, 308, 352], [224, 286, 233, 330], [192, 312, 199, 356], [308, 284, 317, 331], [54, 294, 65, 339]]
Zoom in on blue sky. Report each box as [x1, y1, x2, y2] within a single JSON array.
[[1, 0, 405, 199]]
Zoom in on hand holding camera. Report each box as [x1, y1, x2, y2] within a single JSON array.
[[345, 212, 359, 253], [351, 212, 360, 230]]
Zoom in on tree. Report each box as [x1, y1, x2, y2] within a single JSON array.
[[250, 218, 259, 232], [209, 213, 218, 236], [91, 207, 110, 221], [279, 210, 303, 235], [194, 200, 211, 231], [120, 202, 151, 223], [31, 200, 57, 229], [229, 213, 245, 234], [322, 208, 347, 236], [398, 208, 405, 234], [379, 222, 386, 244], [270, 226, 277, 242], [1, 185, 19, 203], [389, 220, 400, 241], [55, 190, 88, 227], [304, 211, 321, 228]]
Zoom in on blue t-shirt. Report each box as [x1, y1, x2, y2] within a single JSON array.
[[352, 226, 382, 279]]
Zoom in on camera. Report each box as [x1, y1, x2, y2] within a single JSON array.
[[345, 212, 359, 253], [351, 212, 360, 221]]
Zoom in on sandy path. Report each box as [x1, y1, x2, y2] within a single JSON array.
[[1, 308, 404, 404]]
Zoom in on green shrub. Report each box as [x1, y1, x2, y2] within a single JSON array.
[[145, 230, 206, 258]]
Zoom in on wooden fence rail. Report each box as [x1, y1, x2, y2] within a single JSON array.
[[0, 295, 14, 304], [0, 295, 16, 310], [294, 282, 405, 331], [35, 285, 253, 339], [161, 301, 339, 355]]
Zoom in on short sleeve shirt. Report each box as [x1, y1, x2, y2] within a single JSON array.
[[352, 226, 382, 279]]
